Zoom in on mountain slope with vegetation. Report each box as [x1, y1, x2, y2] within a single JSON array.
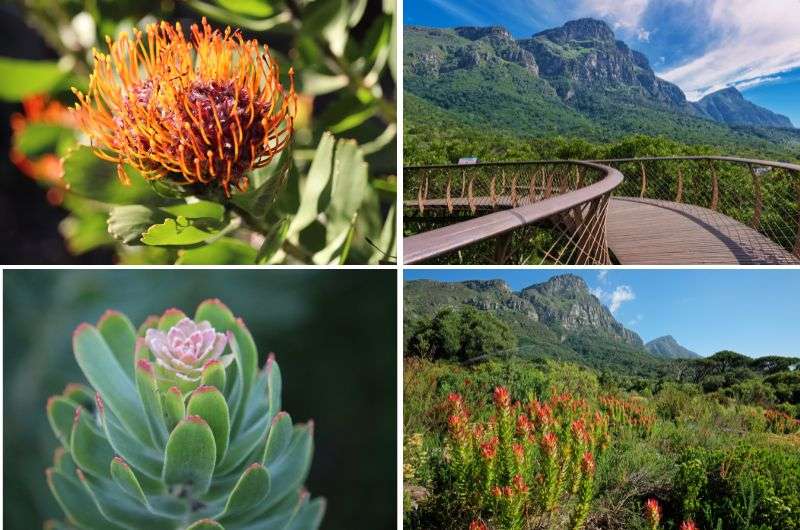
[[645, 335, 701, 359], [404, 19, 800, 164]]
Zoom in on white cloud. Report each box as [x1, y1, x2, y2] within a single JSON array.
[[429, 0, 484, 26], [657, 0, 800, 99], [590, 284, 636, 313], [627, 314, 644, 326], [597, 270, 608, 283]]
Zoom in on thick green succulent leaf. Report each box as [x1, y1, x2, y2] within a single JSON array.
[[201, 360, 227, 393], [163, 416, 217, 495], [187, 386, 230, 463], [138, 316, 160, 336], [62, 384, 95, 409], [162, 386, 185, 432], [73, 324, 151, 447], [220, 463, 270, 517], [262, 424, 314, 505], [110, 457, 147, 505], [78, 470, 176, 529], [219, 488, 300, 529], [186, 520, 225, 530], [286, 497, 326, 530], [97, 396, 164, 480], [47, 396, 79, 451], [216, 407, 271, 476], [136, 359, 169, 448], [46, 468, 126, 530], [265, 356, 282, 419], [70, 407, 114, 479], [262, 412, 293, 466], [96, 310, 138, 380], [158, 308, 188, 331], [226, 322, 258, 434]]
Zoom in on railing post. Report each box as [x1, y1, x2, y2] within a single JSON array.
[[460, 170, 466, 198], [445, 176, 453, 214], [528, 168, 537, 204], [575, 166, 583, 188], [510, 175, 518, 207], [467, 176, 476, 214], [748, 164, 762, 230], [417, 175, 428, 214], [675, 166, 684, 203], [709, 160, 719, 211], [639, 162, 647, 198], [490, 176, 497, 208], [794, 176, 800, 258], [494, 232, 513, 264], [544, 168, 553, 199]]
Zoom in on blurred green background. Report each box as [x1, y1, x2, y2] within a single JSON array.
[[3, 269, 396, 529]]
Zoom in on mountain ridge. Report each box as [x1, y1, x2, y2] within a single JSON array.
[[645, 335, 702, 360]]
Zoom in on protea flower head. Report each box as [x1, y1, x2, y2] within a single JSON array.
[[144, 314, 231, 391], [71, 17, 296, 195]]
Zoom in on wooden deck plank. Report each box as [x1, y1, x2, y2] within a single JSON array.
[[606, 197, 800, 264]]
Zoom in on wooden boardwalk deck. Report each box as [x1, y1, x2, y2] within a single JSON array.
[[404, 196, 800, 265], [606, 197, 800, 264]]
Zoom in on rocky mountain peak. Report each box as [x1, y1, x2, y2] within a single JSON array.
[[462, 279, 512, 294], [455, 26, 513, 42], [535, 18, 615, 43], [645, 335, 701, 359], [527, 274, 588, 297], [694, 86, 793, 128]]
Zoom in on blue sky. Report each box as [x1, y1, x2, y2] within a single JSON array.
[[406, 0, 800, 126], [404, 269, 800, 358]]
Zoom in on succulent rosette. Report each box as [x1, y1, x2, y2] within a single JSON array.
[[45, 299, 324, 529]]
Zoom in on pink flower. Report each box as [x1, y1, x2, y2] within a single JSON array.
[[145, 317, 228, 382]]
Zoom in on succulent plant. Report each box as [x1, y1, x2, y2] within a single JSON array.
[[45, 299, 324, 530]]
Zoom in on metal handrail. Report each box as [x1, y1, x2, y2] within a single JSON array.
[[404, 161, 623, 264]]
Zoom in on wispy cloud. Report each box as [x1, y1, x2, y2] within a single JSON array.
[[627, 314, 644, 327], [428, 0, 484, 26], [590, 284, 636, 313], [597, 270, 609, 283]]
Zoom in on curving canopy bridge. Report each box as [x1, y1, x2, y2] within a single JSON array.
[[403, 157, 800, 265]]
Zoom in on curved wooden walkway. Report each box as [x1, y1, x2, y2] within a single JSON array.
[[405, 196, 800, 264], [606, 197, 800, 264]]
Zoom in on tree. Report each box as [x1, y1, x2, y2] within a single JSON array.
[[406, 307, 517, 361]]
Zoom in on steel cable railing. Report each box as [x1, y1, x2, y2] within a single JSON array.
[[403, 160, 623, 264]]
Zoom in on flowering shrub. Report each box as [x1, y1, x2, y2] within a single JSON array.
[[764, 409, 800, 434], [5, 2, 396, 265], [440, 387, 652, 529]]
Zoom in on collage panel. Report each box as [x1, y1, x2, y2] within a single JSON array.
[[402, 268, 800, 530], [402, 1, 800, 266], [3, 269, 397, 529], [0, 1, 397, 266]]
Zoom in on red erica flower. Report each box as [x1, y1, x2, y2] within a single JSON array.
[[516, 413, 532, 435], [469, 520, 488, 530], [503, 485, 514, 497], [512, 474, 529, 493], [644, 498, 661, 527], [72, 18, 295, 195], [480, 436, 499, 460], [513, 443, 525, 462], [491, 485, 503, 498], [541, 432, 557, 455], [679, 521, 698, 530], [447, 392, 463, 408], [493, 386, 510, 408], [581, 452, 596, 475]]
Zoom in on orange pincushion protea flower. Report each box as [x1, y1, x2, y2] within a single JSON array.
[[71, 17, 296, 195]]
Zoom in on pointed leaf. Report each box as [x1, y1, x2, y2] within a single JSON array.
[[46, 468, 125, 530], [221, 463, 271, 517], [162, 386, 185, 432], [73, 324, 150, 446], [187, 386, 230, 463], [262, 412, 293, 466], [163, 416, 217, 495], [110, 457, 147, 505], [201, 359, 227, 393], [70, 407, 114, 479], [47, 396, 79, 450], [96, 394, 164, 479], [136, 359, 169, 448], [263, 424, 314, 504], [107, 205, 165, 245], [96, 311, 137, 380], [286, 497, 326, 530], [265, 355, 283, 421]]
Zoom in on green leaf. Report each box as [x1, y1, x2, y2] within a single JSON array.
[[176, 237, 256, 265], [187, 386, 231, 464], [107, 205, 167, 245], [304, 0, 349, 56], [300, 71, 349, 96], [288, 133, 336, 235], [61, 146, 162, 205], [368, 202, 396, 264], [97, 398, 164, 479], [140, 216, 222, 246], [78, 471, 175, 529], [70, 407, 114, 479], [257, 217, 291, 264], [158, 308, 187, 331], [47, 396, 79, 451], [162, 387, 185, 432], [162, 416, 217, 495], [186, 0, 291, 31], [59, 211, 115, 254], [230, 149, 292, 220], [73, 324, 151, 446], [96, 310, 137, 380], [161, 201, 225, 221], [286, 498, 326, 530], [201, 360, 227, 393], [221, 463, 271, 516], [265, 356, 282, 418], [46, 469, 124, 530], [61, 384, 95, 409], [186, 520, 225, 530], [263, 424, 314, 503], [217, 0, 274, 17], [0, 57, 67, 101], [16, 123, 74, 157], [226, 322, 259, 434], [136, 359, 169, 448], [262, 412, 293, 466], [110, 457, 147, 505]]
